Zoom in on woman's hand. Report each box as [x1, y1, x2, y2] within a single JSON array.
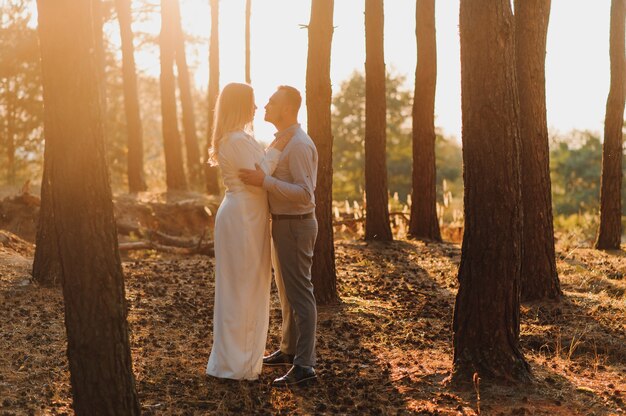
[[269, 130, 295, 151]]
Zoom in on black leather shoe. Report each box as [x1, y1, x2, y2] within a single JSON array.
[[272, 365, 317, 387], [263, 350, 294, 366]]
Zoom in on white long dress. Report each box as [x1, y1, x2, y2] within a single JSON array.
[[206, 130, 281, 380]]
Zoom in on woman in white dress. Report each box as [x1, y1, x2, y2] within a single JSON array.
[[206, 83, 291, 380]]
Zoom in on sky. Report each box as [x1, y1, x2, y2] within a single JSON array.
[[122, 0, 614, 144]]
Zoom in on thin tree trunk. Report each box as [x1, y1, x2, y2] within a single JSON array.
[[515, 0, 561, 301], [115, 0, 148, 193], [452, 0, 531, 384], [35, 0, 141, 412], [160, 0, 188, 191], [205, 0, 220, 195], [6, 90, 16, 184], [92, 0, 107, 115], [307, 0, 338, 305], [595, 0, 625, 250], [364, 0, 393, 241], [409, 0, 441, 241], [245, 0, 251, 85], [172, 0, 202, 188], [1, 80, 6, 182]]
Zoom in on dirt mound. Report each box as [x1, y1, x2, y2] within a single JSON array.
[[0, 193, 40, 243], [0, 191, 221, 244], [0, 229, 35, 257], [114, 192, 220, 239], [0, 230, 34, 287]]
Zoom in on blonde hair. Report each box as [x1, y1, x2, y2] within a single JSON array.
[[208, 83, 255, 165]]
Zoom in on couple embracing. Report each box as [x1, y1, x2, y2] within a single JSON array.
[[205, 83, 318, 387]]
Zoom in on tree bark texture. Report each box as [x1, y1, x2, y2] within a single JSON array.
[[5, 88, 16, 184], [452, 0, 531, 384], [115, 0, 148, 193], [409, 0, 441, 241], [160, 0, 188, 191], [306, 0, 338, 305], [205, 0, 221, 195], [595, 0, 625, 250], [172, 0, 202, 189], [32, 138, 62, 286], [515, 0, 561, 301], [364, 0, 393, 241], [36, 1, 141, 412]]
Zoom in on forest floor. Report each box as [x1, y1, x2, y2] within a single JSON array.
[[0, 226, 625, 415]]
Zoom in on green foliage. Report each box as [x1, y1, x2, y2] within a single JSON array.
[[549, 130, 626, 216], [331, 70, 463, 204], [0, 1, 43, 184], [552, 212, 599, 244], [435, 135, 463, 198]]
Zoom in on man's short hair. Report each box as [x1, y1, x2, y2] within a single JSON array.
[[277, 85, 302, 113]]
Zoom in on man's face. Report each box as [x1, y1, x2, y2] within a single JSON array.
[[264, 90, 286, 125]]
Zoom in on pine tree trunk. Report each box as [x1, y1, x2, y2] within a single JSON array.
[[92, 0, 106, 112], [1, 81, 7, 183], [6, 92, 16, 184], [115, 0, 147, 193], [515, 0, 561, 301], [35, 1, 141, 412], [409, 0, 441, 241], [307, 0, 338, 305], [245, 0, 252, 85], [172, 0, 202, 189], [595, 0, 625, 250], [32, 140, 62, 286], [364, 0, 393, 241], [160, 0, 188, 191], [205, 0, 220, 195], [452, 0, 531, 384]]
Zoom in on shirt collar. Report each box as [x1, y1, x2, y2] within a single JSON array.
[[274, 123, 300, 139]]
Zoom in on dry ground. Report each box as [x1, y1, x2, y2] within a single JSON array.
[[0, 230, 624, 415]]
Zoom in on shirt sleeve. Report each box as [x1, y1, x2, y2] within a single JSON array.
[[262, 143, 317, 205]]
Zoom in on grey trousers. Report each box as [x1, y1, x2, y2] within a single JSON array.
[[271, 217, 318, 367]]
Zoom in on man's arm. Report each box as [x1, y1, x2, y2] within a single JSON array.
[[262, 143, 316, 204]]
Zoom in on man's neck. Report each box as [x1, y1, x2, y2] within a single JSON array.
[[274, 119, 298, 133]]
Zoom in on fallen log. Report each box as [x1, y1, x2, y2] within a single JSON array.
[[117, 221, 205, 249], [118, 240, 214, 256]]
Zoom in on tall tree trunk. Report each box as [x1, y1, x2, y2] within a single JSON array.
[[92, 0, 107, 121], [364, 0, 393, 241], [32, 139, 62, 286], [515, 0, 561, 301], [595, 0, 625, 250], [115, 0, 148, 193], [409, 0, 441, 241], [6, 90, 16, 184], [172, 0, 202, 189], [452, 0, 531, 384], [307, 0, 338, 305], [205, 0, 220, 195], [245, 0, 251, 85], [160, 0, 188, 191], [35, 0, 141, 412], [1, 80, 6, 182]]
